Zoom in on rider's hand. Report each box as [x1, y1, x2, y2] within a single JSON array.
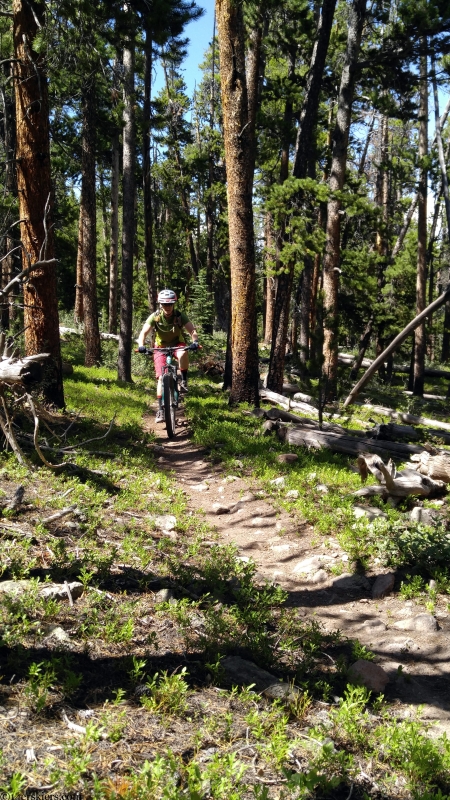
[[190, 341, 200, 350], [138, 346, 147, 353]]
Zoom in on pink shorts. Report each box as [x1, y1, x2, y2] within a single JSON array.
[[153, 345, 186, 378]]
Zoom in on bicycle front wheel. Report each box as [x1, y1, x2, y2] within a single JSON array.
[[163, 372, 176, 438]]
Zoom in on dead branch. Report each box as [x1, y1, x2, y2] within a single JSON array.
[[42, 505, 78, 525], [60, 415, 115, 451], [355, 453, 446, 499]]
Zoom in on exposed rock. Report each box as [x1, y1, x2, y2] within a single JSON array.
[[152, 514, 177, 531], [0, 580, 83, 602], [393, 614, 438, 632], [238, 493, 257, 504], [360, 618, 387, 631], [45, 625, 71, 645], [410, 507, 437, 525], [316, 484, 329, 493], [154, 588, 174, 603], [223, 475, 239, 483], [372, 573, 396, 599], [293, 555, 334, 575], [348, 660, 389, 692], [251, 516, 274, 528], [310, 569, 329, 584], [353, 505, 388, 521], [211, 503, 230, 515], [222, 655, 300, 701], [270, 477, 285, 488], [286, 490, 299, 499], [192, 483, 209, 492], [277, 454, 298, 464], [332, 573, 371, 592]]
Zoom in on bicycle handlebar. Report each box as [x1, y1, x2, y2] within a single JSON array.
[[136, 343, 201, 355]]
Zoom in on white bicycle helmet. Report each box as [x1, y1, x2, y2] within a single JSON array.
[[158, 289, 177, 304]]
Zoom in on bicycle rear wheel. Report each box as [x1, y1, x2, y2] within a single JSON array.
[[163, 372, 176, 438]]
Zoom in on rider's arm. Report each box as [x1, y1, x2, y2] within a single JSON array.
[[184, 321, 198, 342], [138, 321, 154, 348]]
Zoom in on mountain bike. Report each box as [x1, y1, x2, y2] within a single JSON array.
[[138, 343, 199, 439]]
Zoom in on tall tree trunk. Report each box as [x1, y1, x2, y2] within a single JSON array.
[[322, 0, 366, 398], [206, 12, 216, 308], [109, 128, 119, 333], [267, 0, 337, 391], [75, 199, 84, 323], [1, 60, 18, 329], [264, 212, 275, 343], [118, 35, 136, 383], [143, 26, 155, 312], [81, 83, 101, 367], [216, 0, 259, 405], [13, 0, 63, 407], [375, 112, 389, 380], [412, 42, 428, 396]]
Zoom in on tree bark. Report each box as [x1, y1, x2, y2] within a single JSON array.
[[322, 0, 366, 398], [13, 0, 64, 407], [412, 42, 428, 396], [118, 34, 136, 383], [74, 199, 84, 323], [216, 0, 260, 405], [81, 82, 101, 367], [143, 26, 155, 312], [108, 128, 119, 333]]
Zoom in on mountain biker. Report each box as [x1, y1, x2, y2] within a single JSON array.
[[137, 289, 199, 423]]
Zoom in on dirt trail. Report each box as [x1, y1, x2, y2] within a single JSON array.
[[145, 403, 450, 736]]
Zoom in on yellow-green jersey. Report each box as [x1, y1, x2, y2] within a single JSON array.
[[146, 309, 190, 346]]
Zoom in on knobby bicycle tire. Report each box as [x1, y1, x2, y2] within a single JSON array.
[[163, 372, 176, 438]]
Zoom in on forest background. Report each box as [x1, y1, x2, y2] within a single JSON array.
[[1, 0, 450, 408]]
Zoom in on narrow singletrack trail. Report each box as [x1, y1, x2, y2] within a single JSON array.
[[143, 400, 450, 737]]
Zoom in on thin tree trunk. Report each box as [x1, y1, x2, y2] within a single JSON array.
[[13, 0, 63, 407], [322, 0, 366, 398], [268, 0, 337, 391], [412, 42, 428, 396], [216, 0, 259, 405], [264, 213, 275, 343], [74, 195, 84, 323], [109, 128, 119, 333], [81, 83, 101, 367], [143, 26, 154, 311], [375, 112, 389, 380], [118, 35, 136, 383]]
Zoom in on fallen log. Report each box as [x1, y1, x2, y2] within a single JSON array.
[[260, 388, 318, 415], [365, 422, 420, 441], [357, 403, 450, 433], [0, 353, 50, 385], [278, 425, 424, 460], [265, 408, 349, 434], [409, 451, 450, 483], [355, 453, 446, 499]]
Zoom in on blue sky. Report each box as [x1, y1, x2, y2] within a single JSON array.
[[153, 0, 215, 98]]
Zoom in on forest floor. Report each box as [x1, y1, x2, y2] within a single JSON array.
[[1, 351, 450, 799], [145, 403, 450, 739]]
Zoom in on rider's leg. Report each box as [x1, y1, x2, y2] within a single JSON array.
[[153, 350, 167, 420], [178, 350, 189, 391]]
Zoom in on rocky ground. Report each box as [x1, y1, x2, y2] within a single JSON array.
[[147, 405, 450, 740]]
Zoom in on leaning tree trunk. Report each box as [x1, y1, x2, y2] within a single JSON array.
[[118, 35, 136, 383], [13, 0, 64, 407], [322, 0, 366, 398], [412, 41, 428, 396], [81, 82, 101, 367], [216, 0, 259, 405]]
